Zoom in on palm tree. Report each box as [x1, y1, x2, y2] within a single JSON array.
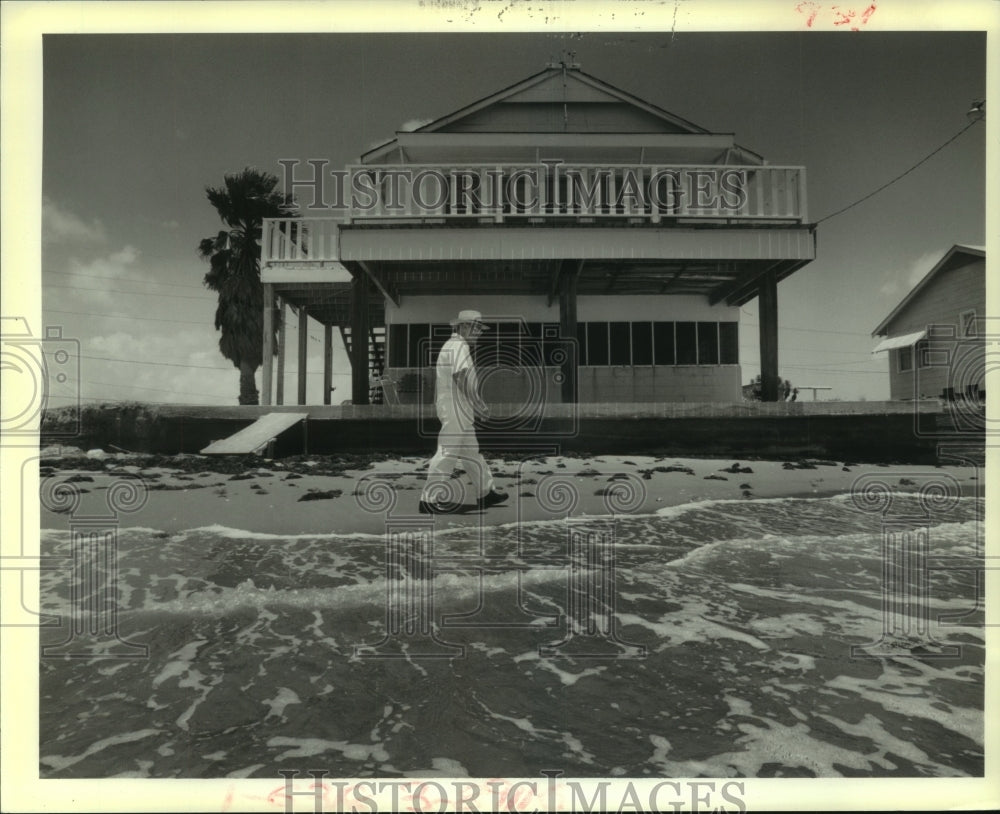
[[198, 167, 296, 404]]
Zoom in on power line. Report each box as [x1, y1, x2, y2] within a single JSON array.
[[817, 118, 982, 225], [46, 308, 209, 325], [780, 364, 884, 374], [45, 269, 206, 290], [74, 377, 230, 399], [44, 283, 212, 301], [740, 320, 876, 338], [47, 350, 332, 374], [49, 351, 232, 371], [738, 344, 878, 359]]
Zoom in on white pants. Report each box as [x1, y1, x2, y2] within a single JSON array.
[[421, 400, 495, 504]]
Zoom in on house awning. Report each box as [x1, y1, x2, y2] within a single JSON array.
[[871, 329, 926, 353]]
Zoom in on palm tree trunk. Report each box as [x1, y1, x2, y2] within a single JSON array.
[[238, 362, 259, 405]]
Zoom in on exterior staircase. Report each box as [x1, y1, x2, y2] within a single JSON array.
[[340, 324, 388, 403]]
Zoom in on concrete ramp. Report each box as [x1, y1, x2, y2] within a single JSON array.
[[201, 412, 308, 455]]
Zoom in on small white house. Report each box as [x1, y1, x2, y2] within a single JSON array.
[[872, 244, 986, 401]]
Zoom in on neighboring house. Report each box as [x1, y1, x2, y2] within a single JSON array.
[[260, 62, 815, 405], [872, 244, 986, 401]]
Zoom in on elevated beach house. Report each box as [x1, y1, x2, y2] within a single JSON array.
[[261, 62, 815, 406], [872, 244, 986, 402]]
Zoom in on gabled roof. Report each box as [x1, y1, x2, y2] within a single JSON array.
[[361, 64, 764, 164], [412, 65, 711, 135], [872, 244, 986, 336]]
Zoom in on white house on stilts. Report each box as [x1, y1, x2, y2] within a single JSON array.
[[260, 62, 815, 407]]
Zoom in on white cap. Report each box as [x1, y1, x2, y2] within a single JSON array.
[[450, 309, 489, 328]]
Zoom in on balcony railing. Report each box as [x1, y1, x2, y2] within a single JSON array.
[[263, 162, 808, 265], [342, 162, 806, 222]]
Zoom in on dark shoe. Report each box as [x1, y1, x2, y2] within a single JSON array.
[[419, 499, 462, 514], [477, 490, 509, 509]]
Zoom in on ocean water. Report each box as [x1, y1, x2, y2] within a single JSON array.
[[38, 494, 985, 779]]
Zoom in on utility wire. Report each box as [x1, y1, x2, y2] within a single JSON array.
[[46, 350, 330, 374], [739, 320, 872, 338], [46, 308, 208, 325], [45, 269, 206, 290], [817, 119, 982, 225], [46, 351, 232, 371], [44, 283, 211, 301], [72, 377, 228, 399]]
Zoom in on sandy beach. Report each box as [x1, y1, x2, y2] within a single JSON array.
[[37, 447, 983, 536]]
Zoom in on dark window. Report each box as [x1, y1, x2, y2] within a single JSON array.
[[587, 322, 609, 366], [576, 323, 588, 365], [631, 322, 653, 365], [653, 321, 674, 365], [408, 323, 430, 368], [388, 324, 408, 367], [609, 322, 631, 365], [719, 322, 739, 364], [898, 346, 913, 372], [676, 322, 697, 364], [697, 322, 719, 365]]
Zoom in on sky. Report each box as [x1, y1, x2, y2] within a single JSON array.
[[21, 7, 995, 408]]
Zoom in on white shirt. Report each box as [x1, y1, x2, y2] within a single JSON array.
[[435, 332, 477, 420]]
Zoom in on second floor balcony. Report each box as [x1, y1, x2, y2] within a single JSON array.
[[263, 161, 810, 271], [348, 161, 804, 221], [279, 159, 806, 231]]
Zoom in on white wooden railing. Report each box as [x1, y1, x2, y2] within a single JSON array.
[[263, 162, 807, 265]]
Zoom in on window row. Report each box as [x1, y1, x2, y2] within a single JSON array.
[[386, 321, 739, 368]]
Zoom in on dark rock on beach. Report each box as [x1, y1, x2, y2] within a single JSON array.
[[297, 489, 343, 502]]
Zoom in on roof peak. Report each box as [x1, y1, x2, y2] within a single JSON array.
[[545, 51, 581, 70]]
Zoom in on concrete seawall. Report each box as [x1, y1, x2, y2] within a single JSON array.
[[40, 401, 983, 464]]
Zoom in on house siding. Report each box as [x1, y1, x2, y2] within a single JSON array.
[[450, 103, 676, 133], [883, 256, 985, 400]]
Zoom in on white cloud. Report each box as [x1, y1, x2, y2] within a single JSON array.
[[42, 197, 107, 244], [365, 118, 434, 152], [878, 249, 940, 300], [80, 325, 351, 406], [85, 329, 238, 405], [138, 214, 181, 230], [399, 118, 433, 132], [48, 245, 145, 308], [878, 279, 899, 297], [905, 250, 940, 288]]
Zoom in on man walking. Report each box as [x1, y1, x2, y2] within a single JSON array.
[[419, 309, 508, 514]]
